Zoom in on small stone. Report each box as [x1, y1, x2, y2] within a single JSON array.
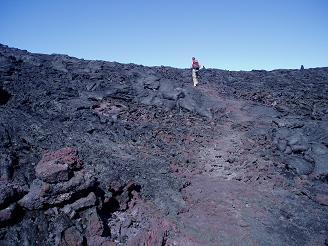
[[226, 157, 235, 163], [238, 220, 249, 227], [291, 144, 308, 153], [87, 236, 115, 246], [62, 192, 97, 214], [315, 194, 328, 206], [0, 203, 16, 223], [60, 226, 84, 246], [284, 146, 292, 155], [277, 140, 287, 152], [0, 183, 27, 209], [44, 207, 59, 216], [0, 154, 13, 181]]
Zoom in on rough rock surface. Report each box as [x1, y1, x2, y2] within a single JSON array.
[[0, 44, 327, 245], [35, 147, 83, 183]]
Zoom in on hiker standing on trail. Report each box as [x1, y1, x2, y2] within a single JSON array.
[[191, 57, 200, 87]]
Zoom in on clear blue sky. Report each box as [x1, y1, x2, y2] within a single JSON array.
[[0, 0, 327, 70]]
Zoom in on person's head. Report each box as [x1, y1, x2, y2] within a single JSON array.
[[192, 57, 195, 61]]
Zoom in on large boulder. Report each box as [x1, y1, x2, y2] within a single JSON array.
[[83, 208, 105, 237], [143, 75, 160, 90], [17, 179, 50, 210], [287, 132, 308, 149], [35, 147, 83, 183], [159, 80, 184, 101], [312, 154, 328, 178], [18, 170, 97, 210], [36, 162, 70, 184], [284, 156, 314, 175], [62, 192, 97, 217]]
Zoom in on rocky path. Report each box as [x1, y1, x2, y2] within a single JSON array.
[[164, 88, 328, 245]]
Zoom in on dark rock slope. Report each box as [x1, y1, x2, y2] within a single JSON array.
[[0, 44, 328, 245]]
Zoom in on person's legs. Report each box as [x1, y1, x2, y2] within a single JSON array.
[[192, 69, 198, 86]]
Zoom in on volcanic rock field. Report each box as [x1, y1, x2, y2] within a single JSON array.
[[0, 44, 328, 245]]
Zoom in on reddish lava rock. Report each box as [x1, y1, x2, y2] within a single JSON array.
[[85, 209, 104, 237], [60, 226, 84, 246], [35, 147, 83, 183], [87, 236, 115, 246], [39, 147, 83, 170]]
